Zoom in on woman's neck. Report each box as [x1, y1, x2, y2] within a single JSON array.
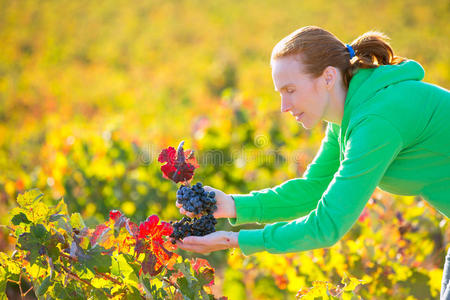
[[324, 81, 347, 126]]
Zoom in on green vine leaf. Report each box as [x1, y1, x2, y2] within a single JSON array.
[[11, 212, 31, 225], [36, 276, 52, 296]]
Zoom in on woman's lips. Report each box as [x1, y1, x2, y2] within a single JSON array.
[[295, 112, 304, 121]]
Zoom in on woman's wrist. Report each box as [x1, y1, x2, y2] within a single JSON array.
[[226, 231, 239, 248], [227, 195, 237, 218]]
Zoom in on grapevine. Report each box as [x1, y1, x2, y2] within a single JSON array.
[[0, 189, 225, 299]]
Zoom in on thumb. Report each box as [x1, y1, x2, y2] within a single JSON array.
[[203, 185, 213, 192]]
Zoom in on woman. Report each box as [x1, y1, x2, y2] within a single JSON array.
[[175, 26, 450, 297]]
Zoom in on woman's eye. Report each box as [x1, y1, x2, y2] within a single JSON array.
[[287, 89, 295, 94]]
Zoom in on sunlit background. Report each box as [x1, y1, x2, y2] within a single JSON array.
[[1, 0, 449, 298]]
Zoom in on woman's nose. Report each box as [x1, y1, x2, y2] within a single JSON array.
[[280, 96, 292, 113]]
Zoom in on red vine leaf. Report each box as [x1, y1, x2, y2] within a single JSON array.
[[134, 215, 177, 275], [158, 141, 198, 183], [90, 224, 110, 246], [109, 210, 122, 222], [138, 215, 160, 239], [191, 258, 215, 286], [158, 147, 176, 165]]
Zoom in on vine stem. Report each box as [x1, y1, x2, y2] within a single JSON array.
[[59, 264, 115, 299], [60, 252, 76, 261], [163, 278, 180, 299], [60, 252, 123, 286], [23, 285, 34, 297], [6, 278, 23, 299], [7, 273, 34, 300], [59, 264, 94, 288], [94, 267, 122, 285], [0, 224, 14, 232], [18, 274, 24, 299]]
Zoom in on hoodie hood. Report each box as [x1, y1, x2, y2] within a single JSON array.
[[341, 60, 425, 132]]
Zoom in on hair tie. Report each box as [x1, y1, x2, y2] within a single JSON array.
[[346, 44, 355, 59]]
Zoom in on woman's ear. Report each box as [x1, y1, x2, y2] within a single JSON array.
[[323, 66, 337, 90]]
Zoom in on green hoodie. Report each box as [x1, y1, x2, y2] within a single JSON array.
[[229, 60, 450, 256]]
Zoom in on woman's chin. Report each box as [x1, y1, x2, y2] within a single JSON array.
[[297, 119, 311, 129], [298, 119, 317, 130], [293, 114, 316, 129]]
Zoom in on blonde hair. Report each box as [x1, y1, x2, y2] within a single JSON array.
[[271, 26, 406, 88]]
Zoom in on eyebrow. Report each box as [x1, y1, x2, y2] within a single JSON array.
[[274, 83, 294, 92]]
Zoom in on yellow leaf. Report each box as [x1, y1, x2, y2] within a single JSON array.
[[70, 213, 86, 229], [28, 264, 47, 279], [429, 268, 443, 298], [17, 189, 43, 208], [30, 202, 49, 223], [54, 198, 69, 215], [342, 274, 364, 292], [0, 253, 20, 275], [91, 277, 112, 289]]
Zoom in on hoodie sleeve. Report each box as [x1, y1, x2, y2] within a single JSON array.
[[228, 122, 341, 226], [237, 116, 404, 256]]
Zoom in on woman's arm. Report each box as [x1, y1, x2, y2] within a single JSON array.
[[228, 122, 341, 226], [237, 116, 404, 256]]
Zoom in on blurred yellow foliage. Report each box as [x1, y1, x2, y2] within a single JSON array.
[[0, 0, 448, 298]]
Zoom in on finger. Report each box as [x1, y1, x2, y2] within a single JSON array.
[[175, 241, 197, 252], [176, 202, 182, 208], [175, 240, 183, 247], [179, 207, 195, 218]]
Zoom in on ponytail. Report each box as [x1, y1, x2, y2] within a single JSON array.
[[344, 31, 406, 87]]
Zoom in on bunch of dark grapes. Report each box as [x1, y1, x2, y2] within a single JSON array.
[[170, 182, 218, 243], [176, 182, 217, 215], [170, 215, 217, 242]]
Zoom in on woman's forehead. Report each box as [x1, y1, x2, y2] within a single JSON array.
[[272, 57, 309, 82], [272, 56, 305, 74]]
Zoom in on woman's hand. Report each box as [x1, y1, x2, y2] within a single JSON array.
[[176, 186, 236, 219], [173, 231, 239, 255]]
